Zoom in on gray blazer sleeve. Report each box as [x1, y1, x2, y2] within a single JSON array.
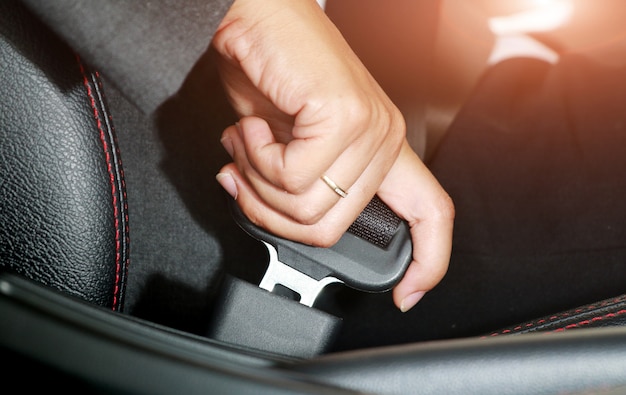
[[21, 0, 234, 113]]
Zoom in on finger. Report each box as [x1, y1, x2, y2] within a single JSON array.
[[222, 121, 353, 228], [233, 113, 404, 224], [376, 142, 454, 312], [219, 123, 401, 245], [218, 161, 365, 247], [237, 115, 364, 194], [218, 139, 453, 302]]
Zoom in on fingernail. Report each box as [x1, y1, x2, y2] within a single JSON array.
[[400, 291, 426, 313], [216, 172, 238, 199], [220, 135, 234, 157], [234, 121, 243, 135]]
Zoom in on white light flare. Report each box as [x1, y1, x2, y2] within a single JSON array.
[[489, 0, 574, 36]]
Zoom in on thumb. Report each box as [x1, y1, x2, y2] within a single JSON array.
[[377, 141, 454, 312]]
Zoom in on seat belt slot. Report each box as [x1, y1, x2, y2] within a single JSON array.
[[207, 275, 341, 359]]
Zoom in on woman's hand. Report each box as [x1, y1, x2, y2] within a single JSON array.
[[212, 0, 454, 311]]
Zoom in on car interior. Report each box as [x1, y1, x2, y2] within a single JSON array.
[[3, 0, 626, 394]]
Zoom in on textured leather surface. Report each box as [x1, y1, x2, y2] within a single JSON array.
[[486, 294, 626, 337], [0, 0, 129, 310]]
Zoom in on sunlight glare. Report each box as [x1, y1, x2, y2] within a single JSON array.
[[489, 0, 574, 36]]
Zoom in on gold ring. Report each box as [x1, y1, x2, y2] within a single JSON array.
[[321, 175, 348, 198]]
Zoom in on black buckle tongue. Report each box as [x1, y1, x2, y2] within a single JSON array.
[[229, 195, 412, 306]]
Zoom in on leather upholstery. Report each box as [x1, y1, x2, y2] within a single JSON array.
[[2, 1, 626, 394], [0, 0, 129, 311], [487, 294, 626, 336], [291, 326, 626, 394]]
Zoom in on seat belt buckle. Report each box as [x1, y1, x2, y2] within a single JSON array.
[[228, 195, 413, 307], [206, 196, 412, 358]]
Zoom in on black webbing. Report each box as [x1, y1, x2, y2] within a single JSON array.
[[347, 195, 402, 249]]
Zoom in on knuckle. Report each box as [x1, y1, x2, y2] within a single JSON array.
[[278, 172, 310, 195], [289, 203, 325, 225], [434, 193, 456, 223], [305, 225, 342, 248], [423, 270, 447, 292], [340, 95, 372, 133], [382, 105, 405, 141], [365, 99, 405, 151], [390, 106, 406, 139]]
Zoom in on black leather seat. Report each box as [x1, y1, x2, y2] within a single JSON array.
[[0, 0, 128, 311]]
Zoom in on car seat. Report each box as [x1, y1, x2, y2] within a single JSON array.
[[3, 1, 626, 394]]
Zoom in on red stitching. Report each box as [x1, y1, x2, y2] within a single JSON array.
[[483, 296, 626, 338], [94, 71, 130, 296], [76, 55, 122, 311], [97, 72, 130, 287], [551, 309, 626, 332]]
